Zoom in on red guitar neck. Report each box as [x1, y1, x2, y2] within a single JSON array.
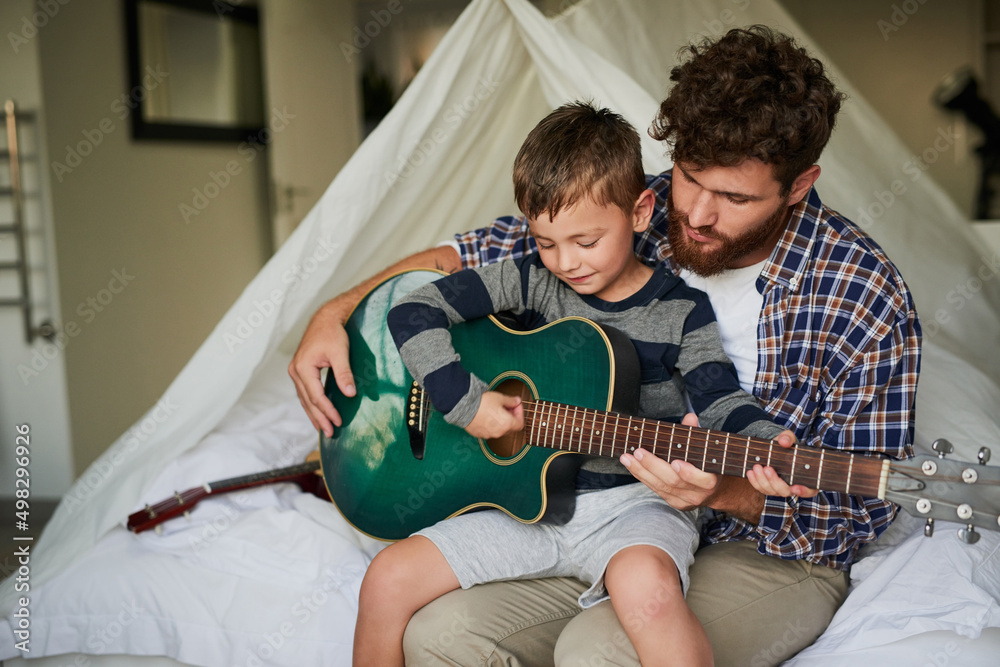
[[126, 460, 323, 534]]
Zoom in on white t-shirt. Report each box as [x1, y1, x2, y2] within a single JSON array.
[[679, 259, 767, 393]]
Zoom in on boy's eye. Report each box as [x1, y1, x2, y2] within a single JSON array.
[[578, 239, 599, 248], [537, 242, 554, 250]]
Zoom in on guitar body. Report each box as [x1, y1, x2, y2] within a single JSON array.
[[320, 270, 640, 541]]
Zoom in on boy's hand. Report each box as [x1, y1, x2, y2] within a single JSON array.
[[465, 391, 524, 439], [746, 429, 819, 498]]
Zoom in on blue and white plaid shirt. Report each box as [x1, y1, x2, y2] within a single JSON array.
[[454, 170, 921, 571]]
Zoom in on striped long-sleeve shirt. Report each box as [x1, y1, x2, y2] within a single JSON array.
[[387, 254, 785, 485], [451, 170, 922, 571]]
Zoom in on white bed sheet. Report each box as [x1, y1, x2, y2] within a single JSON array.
[[1, 341, 997, 667]]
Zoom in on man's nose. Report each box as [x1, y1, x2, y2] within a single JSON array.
[[686, 190, 718, 229]]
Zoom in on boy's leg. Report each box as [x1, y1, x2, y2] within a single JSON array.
[[355, 536, 460, 667], [554, 540, 848, 666], [604, 545, 712, 667]]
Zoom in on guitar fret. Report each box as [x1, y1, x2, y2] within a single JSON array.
[[845, 453, 853, 494], [722, 432, 730, 475], [701, 429, 708, 470], [684, 424, 691, 462], [611, 413, 622, 456], [653, 420, 660, 455], [587, 407, 595, 454], [572, 407, 587, 452], [817, 449, 825, 489], [636, 417, 645, 456], [601, 412, 609, 457], [558, 404, 567, 451], [766, 441, 773, 468], [789, 445, 797, 485], [620, 415, 628, 458], [573, 408, 587, 452], [742, 435, 750, 476], [528, 400, 538, 446], [542, 402, 552, 447], [562, 404, 570, 452]]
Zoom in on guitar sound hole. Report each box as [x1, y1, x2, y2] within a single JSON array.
[[485, 378, 532, 459]]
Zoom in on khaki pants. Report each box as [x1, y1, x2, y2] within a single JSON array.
[[402, 540, 848, 666]]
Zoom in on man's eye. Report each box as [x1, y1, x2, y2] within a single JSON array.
[[727, 196, 750, 206]]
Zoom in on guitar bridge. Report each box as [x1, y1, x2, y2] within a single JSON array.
[[407, 381, 429, 460]]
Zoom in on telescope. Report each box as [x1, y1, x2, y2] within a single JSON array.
[[934, 66, 1000, 219]]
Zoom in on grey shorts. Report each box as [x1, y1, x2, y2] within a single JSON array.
[[415, 482, 700, 608]]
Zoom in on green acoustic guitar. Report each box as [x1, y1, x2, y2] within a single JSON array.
[[320, 270, 1000, 543]]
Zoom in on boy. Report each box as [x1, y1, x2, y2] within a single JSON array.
[[353, 102, 801, 667]]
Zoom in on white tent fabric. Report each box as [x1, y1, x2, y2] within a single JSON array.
[[2, 0, 999, 664]]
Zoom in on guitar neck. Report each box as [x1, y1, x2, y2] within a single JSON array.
[[522, 399, 888, 498], [208, 461, 321, 494], [127, 461, 322, 534]]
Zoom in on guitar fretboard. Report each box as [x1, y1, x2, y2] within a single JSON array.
[[211, 461, 321, 493], [521, 399, 887, 497]]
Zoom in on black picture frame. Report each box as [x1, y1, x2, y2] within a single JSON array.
[[124, 0, 265, 142]]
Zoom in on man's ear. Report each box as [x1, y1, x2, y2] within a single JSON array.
[[632, 189, 655, 233], [786, 165, 821, 206]]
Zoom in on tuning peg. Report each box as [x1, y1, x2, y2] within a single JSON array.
[[979, 447, 991, 465], [958, 525, 980, 544], [923, 518, 935, 537], [932, 439, 954, 459], [184, 511, 191, 521]]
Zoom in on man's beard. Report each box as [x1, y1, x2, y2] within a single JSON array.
[[666, 191, 790, 277]]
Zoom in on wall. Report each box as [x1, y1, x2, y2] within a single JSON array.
[[35, 0, 272, 474], [0, 0, 74, 498], [778, 0, 983, 219]]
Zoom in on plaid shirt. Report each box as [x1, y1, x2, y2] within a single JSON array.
[[454, 170, 921, 571]]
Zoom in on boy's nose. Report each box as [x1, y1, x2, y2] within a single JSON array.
[[558, 250, 580, 273]]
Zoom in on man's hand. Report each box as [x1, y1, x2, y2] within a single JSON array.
[[746, 431, 819, 499], [619, 413, 721, 511], [620, 413, 812, 521], [288, 246, 463, 437], [465, 391, 524, 440], [288, 297, 354, 437]]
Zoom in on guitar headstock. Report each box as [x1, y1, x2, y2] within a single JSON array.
[[885, 440, 1000, 543]]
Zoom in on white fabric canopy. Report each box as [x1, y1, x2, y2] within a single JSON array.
[[3, 0, 998, 664]]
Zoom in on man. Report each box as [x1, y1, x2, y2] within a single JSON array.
[[290, 26, 921, 666]]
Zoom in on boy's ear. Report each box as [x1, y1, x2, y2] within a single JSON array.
[[631, 189, 655, 233]]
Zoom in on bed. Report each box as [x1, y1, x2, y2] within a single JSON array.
[[3, 0, 999, 665]]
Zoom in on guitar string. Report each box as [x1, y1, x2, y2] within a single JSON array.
[[408, 388, 883, 488], [410, 389, 977, 488], [515, 402, 881, 487], [411, 386, 812, 471]]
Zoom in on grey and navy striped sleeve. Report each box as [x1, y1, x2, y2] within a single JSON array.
[[386, 260, 528, 428], [672, 284, 784, 441]]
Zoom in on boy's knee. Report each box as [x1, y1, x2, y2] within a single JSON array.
[[360, 542, 411, 601], [606, 548, 685, 631], [606, 547, 681, 596]]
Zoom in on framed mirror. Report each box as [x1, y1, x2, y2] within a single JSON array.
[[124, 0, 265, 141]]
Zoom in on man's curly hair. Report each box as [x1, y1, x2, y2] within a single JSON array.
[[650, 25, 846, 194]]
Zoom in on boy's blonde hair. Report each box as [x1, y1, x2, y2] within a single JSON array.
[[513, 102, 645, 221]]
